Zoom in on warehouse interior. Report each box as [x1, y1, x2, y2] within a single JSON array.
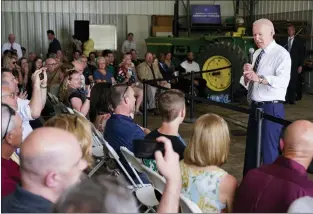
[[1, 0, 313, 213]]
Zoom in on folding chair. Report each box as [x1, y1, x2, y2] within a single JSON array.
[[141, 164, 166, 194], [72, 108, 86, 118], [120, 147, 159, 213], [66, 107, 74, 114], [88, 132, 107, 177], [141, 165, 202, 213], [180, 195, 203, 213]]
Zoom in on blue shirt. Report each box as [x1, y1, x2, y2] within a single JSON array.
[[93, 70, 113, 83], [104, 114, 149, 184]]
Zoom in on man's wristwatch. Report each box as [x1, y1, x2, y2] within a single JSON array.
[[258, 75, 264, 84]]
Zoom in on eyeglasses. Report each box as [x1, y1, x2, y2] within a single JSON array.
[[46, 63, 58, 66], [2, 93, 16, 99], [1, 103, 16, 140]]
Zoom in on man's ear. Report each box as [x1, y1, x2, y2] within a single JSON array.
[[5, 132, 14, 146], [280, 138, 285, 152]]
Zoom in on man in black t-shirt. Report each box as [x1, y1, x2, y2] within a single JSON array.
[[145, 89, 186, 162]]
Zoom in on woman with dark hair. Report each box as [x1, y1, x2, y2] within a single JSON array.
[[88, 52, 97, 68], [26, 57, 43, 99], [89, 82, 113, 132]]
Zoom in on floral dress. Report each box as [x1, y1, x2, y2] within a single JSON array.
[[116, 67, 136, 84], [180, 161, 227, 213]]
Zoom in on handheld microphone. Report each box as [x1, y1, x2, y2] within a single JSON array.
[[249, 48, 255, 64]]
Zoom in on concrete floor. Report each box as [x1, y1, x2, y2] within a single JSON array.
[[135, 94, 313, 182]]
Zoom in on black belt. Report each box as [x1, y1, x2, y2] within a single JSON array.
[[252, 100, 284, 105]]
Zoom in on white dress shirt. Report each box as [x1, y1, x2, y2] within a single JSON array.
[[17, 98, 34, 141], [2, 42, 23, 59], [180, 60, 200, 73], [250, 40, 291, 102], [122, 40, 136, 53]]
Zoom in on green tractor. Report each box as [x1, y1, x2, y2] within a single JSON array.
[[145, 0, 257, 100], [146, 35, 255, 98]]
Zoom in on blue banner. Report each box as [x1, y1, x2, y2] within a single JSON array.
[[191, 5, 222, 24]]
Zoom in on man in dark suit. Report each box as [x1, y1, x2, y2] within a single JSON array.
[[47, 30, 62, 57], [282, 24, 305, 104]]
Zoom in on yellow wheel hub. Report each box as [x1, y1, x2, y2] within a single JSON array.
[[202, 56, 231, 92]]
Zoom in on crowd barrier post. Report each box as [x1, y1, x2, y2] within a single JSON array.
[[142, 81, 148, 128], [256, 108, 264, 167], [184, 71, 196, 123]]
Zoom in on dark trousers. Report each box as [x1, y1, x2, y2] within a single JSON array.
[[297, 73, 304, 100], [286, 72, 298, 103], [243, 102, 285, 177]]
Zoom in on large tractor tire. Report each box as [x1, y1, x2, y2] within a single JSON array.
[[197, 41, 247, 97]]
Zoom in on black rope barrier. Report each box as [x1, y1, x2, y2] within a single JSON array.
[[142, 70, 295, 169], [143, 65, 232, 84]]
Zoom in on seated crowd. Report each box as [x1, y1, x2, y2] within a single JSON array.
[[1, 31, 313, 213]]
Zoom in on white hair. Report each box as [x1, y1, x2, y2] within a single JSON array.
[[253, 18, 275, 35], [1, 105, 16, 139]]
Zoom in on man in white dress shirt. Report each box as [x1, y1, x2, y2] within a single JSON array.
[[2, 34, 23, 59], [122, 33, 136, 54], [242, 19, 291, 176], [1, 68, 47, 144]]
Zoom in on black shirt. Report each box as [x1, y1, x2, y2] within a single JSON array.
[[1, 185, 53, 213], [145, 129, 186, 160], [67, 88, 86, 108], [83, 67, 93, 85]]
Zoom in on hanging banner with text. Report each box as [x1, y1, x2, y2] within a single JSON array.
[[191, 5, 222, 24]]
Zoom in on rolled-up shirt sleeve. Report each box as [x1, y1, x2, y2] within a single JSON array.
[[17, 98, 34, 121], [264, 53, 291, 89]]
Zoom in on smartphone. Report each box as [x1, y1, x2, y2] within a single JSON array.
[[39, 73, 44, 80], [133, 139, 165, 159]]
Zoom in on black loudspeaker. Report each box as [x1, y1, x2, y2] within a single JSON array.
[[74, 20, 90, 43]]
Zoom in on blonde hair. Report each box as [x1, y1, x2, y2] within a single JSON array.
[[44, 114, 94, 167], [58, 69, 79, 103], [48, 63, 74, 86], [3, 56, 14, 69], [184, 113, 230, 167], [97, 57, 106, 67]]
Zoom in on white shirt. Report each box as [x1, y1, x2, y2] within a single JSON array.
[[180, 60, 200, 73], [2, 42, 23, 59], [17, 98, 34, 141], [122, 40, 136, 53], [288, 36, 294, 49], [250, 40, 291, 102]]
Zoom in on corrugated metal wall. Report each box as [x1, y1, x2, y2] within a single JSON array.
[[254, 0, 312, 15], [1, 0, 175, 57], [253, 0, 313, 93], [253, 0, 313, 50]]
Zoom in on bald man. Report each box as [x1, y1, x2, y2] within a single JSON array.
[[242, 19, 292, 176], [1, 127, 88, 213], [2, 34, 23, 59], [234, 120, 313, 213]]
